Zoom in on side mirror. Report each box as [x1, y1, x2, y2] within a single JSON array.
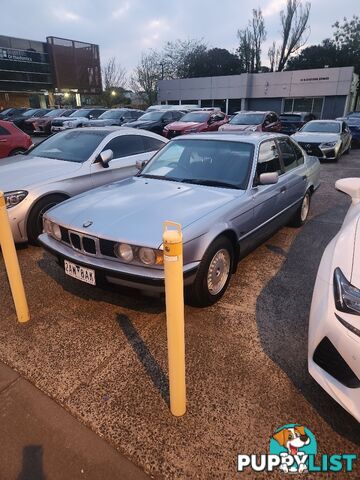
[[136, 159, 149, 171], [259, 172, 279, 185], [99, 149, 113, 168]]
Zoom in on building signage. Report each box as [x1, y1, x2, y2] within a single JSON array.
[[0, 48, 41, 63], [300, 76, 330, 82]]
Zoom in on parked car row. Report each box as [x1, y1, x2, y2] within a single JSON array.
[[1, 108, 359, 423]]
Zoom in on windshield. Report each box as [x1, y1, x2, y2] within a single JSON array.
[[98, 110, 125, 119], [138, 112, 163, 121], [301, 121, 340, 133], [28, 130, 108, 162], [0, 108, 12, 115], [140, 139, 253, 190], [69, 109, 91, 118], [230, 113, 264, 125], [44, 109, 65, 117], [23, 109, 39, 117], [179, 112, 210, 122], [280, 114, 302, 122]]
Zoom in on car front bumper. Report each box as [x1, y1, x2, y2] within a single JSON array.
[[308, 275, 360, 422], [299, 142, 341, 160], [6, 205, 28, 243], [39, 233, 199, 293]]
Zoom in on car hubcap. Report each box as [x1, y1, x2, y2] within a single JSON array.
[[207, 249, 231, 296], [301, 195, 310, 222]]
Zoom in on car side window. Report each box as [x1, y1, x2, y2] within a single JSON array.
[[101, 135, 145, 159], [268, 113, 277, 123], [277, 138, 298, 172], [342, 122, 348, 133], [163, 112, 172, 122], [256, 141, 282, 180], [142, 136, 166, 152], [0, 125, 10, 135], [290, 140, 304, 165], [172, 111, 183, 120]]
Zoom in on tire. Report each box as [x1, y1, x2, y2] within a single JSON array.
[[27, 194, 67, 245], [186, 236, 234, 307], [9, 148, 26, 156], [289, 191, 311, 228]]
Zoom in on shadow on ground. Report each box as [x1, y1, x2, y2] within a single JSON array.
[[116, 313, 170, 407], [37, 252, 165, 315], [256, 209, 360, 445], [17, 445, 46, 480]]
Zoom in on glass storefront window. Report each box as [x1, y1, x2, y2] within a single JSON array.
[[283, 97, 324, 118]]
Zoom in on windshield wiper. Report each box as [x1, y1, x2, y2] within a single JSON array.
[[138, 174, 181, 182], [180, 178, 238, 189]]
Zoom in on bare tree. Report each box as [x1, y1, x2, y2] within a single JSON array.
[[102, 57, 127, 90], [236, 8, 266, 73], [252, 8, 267, 72], [130, 51, 162, 106], [268, 41, 280, 71], [277, 0, 311, 71], [237, 28, 254, 72], [161, 39, 207, 79]]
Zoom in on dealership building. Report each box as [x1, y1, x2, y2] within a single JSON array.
[[0, 35, 102, 109], [158, 66, 359, 118]]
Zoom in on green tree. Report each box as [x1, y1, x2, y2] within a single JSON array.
[[332, 15, 360, 74], [161, 39, 207, 79], [186, 48, 241, 77]]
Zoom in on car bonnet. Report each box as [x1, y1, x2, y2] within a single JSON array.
[[45, 176, 241, 248], [0, 155, 82, 191]]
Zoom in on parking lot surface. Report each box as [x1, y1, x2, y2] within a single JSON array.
[[1, 149, 360, 478]]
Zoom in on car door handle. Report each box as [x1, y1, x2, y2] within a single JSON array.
[[0, 139, 7, 143], [280, 186, 287, 193]]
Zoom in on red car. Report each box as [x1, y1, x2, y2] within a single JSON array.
[[219, 111, 281, 133], [0, 120, 32, 158], [163, 110, 228, 138]]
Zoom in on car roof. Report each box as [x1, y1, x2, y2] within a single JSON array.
[[307, 119, 341, 123], [171, 131, 288, 145]]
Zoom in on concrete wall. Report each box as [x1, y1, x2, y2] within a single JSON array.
[[158, 67, 355, 113]]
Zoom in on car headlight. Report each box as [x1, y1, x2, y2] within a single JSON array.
[[138, 247, 156, 265], [5, 190, 28, 208], [114, 243, 163, 265], [116, 243, 134, 262], [320, 141, 338, 148], [43, 219, 62, 240], [334, 267, 360, 315]]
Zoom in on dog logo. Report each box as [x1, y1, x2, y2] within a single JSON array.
[[270, 424, 316, 474]]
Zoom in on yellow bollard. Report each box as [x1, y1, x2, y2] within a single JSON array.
[[0, 192, 30, 323], [163, 221, 186, 416]]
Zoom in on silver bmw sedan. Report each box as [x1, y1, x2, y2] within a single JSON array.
[[39, 132, 320, 306]]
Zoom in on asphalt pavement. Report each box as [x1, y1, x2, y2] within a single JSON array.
[[1, 148, 360, 479]]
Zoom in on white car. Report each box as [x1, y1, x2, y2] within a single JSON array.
[[1, 127, 167, 244], [308, 177, 360, 422], [51, 108, 107, 132]]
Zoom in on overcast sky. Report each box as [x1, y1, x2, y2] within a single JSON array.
[[2, 0, 359, 73]]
